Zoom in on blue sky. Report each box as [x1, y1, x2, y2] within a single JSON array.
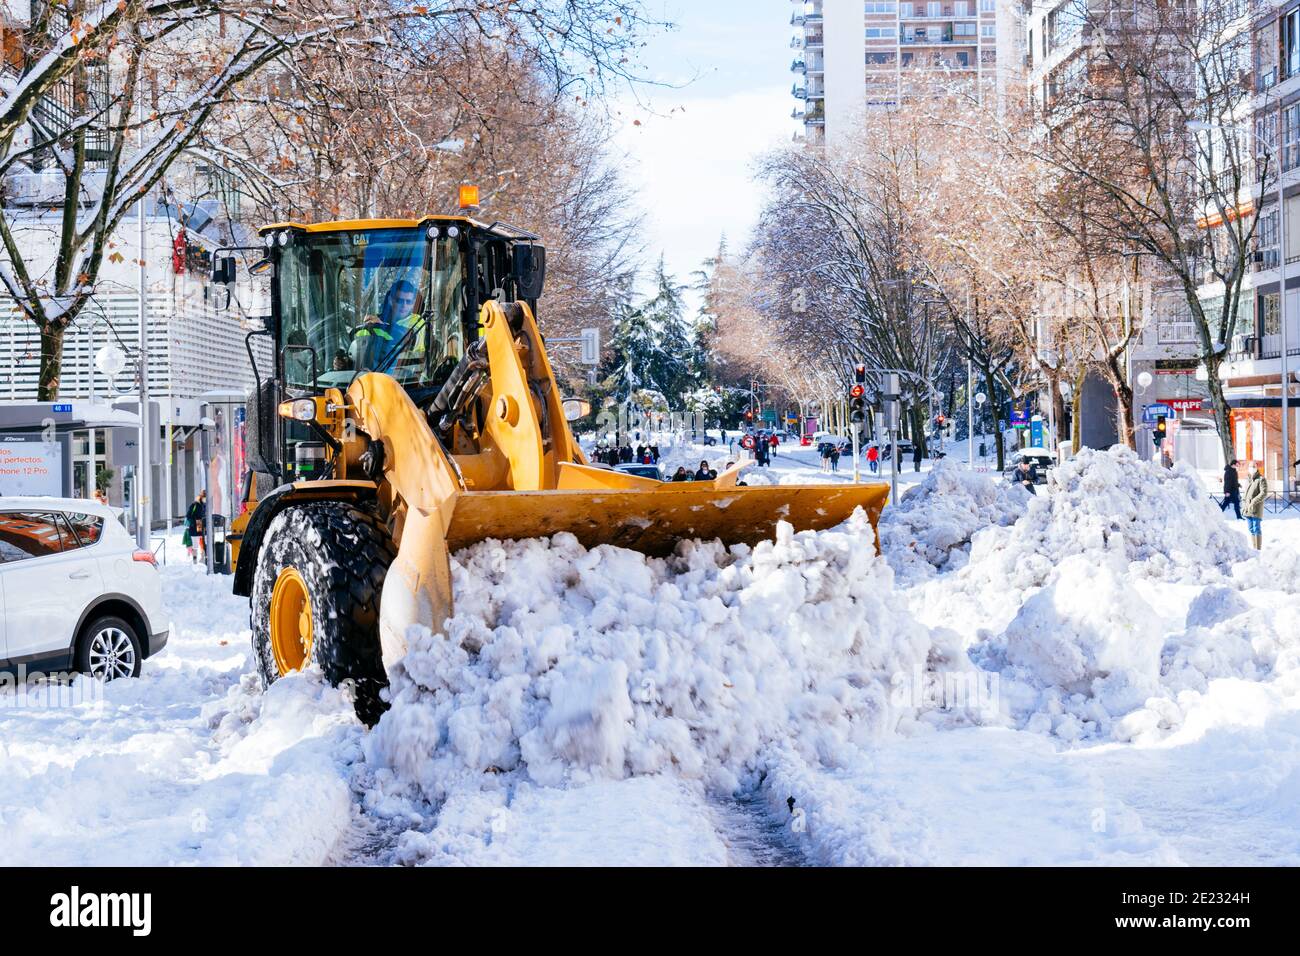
[[612, 0, 795, 293]]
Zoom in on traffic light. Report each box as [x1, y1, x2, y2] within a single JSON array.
[[849, 383, 866, 423], [744, 407, 754, 424], [1154, 415, 1168, 450]]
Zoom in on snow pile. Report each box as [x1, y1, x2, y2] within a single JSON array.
[[964, 447, 1251, 596], [362, 511, 984, 821], [1000, 552, 1165, 725], [880, 460, 1026, 582]]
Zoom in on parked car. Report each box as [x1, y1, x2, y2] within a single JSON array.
[[616, 463, 664, 481], [1003, 447, 1055, 486], [882, 438, 915, 460], [0, 498, 166, 679]]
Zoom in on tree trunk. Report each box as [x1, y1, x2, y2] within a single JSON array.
[[1204, 353, 1234, 464], [1103, 352, 1136, 450], [983, 364, 1004, 472], [911, 403, 928, 461], [1071, 367, 1086, 452], [37, 322, 65, 401]]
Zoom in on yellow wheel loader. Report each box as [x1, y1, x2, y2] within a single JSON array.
[[221, 213, 889, 723]]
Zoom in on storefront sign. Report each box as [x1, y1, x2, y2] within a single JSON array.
[[0, 436, 63, 497], [1160, 398, 1204, 412], [1143, 404, 1174, 423]]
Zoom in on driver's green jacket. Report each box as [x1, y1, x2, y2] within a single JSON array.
[[350, 313, 423, 371]]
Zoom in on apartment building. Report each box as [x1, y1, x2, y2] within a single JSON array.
[[1211, 0, 1300, 486], [1025, 0, 1208, 456], [0, 0, 269, 524], [792, 0, 1016, 148]]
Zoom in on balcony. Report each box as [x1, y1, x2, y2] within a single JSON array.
[[901, 33, 978, 45], [900, 5, 976, 18]]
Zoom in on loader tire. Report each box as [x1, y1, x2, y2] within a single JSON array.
[[251, 500, 396, 726]]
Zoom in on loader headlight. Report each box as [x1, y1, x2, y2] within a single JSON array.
[[278, 231, 290, 247], [278, 398, 318, 422], [263, 232, 276, 248]]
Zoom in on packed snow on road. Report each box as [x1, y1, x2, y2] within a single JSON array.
[[3, 444, 1298, 866]]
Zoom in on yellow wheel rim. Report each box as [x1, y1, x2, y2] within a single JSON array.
[[269, 567, 313, 675]]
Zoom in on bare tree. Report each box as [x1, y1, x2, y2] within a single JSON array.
[[0, 0, 660, 399], [1029, 0, 1265, 459]]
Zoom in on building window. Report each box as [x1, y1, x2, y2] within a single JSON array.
[[1262, 292, 1281, 337], [900, 2, 914, 16], [956, 50, 970, 67], [867, 52, 896, 65], [954, 1, 970, 14], [1286, 8, 1300, 80], [927, 1, 941, 16], [1258, 208, 1280, 271], [866, 27, 891, 37], [1284, 103, 1300, 172], [981, 23, 995, 37], [980, 0, 995, 10], [865, 2, 898, 10], [955, 22, 976, 36]]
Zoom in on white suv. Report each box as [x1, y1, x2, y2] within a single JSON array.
[[0, 498, 167, 680]]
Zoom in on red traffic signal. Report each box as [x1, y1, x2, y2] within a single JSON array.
[[744, 409, 754, 421], [849, 384, 865, 399], [854, 364, 867, 384]]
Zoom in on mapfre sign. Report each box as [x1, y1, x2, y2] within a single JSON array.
[[1160, 398, 1204, 412]]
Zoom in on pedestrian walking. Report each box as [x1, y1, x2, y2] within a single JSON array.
[[185, 490, 207, 564], [830, 444, 840, 473], [866, 444, 879, 475], [912, 442, 923, 473], [1220, 459, 1242, 520], [1243, 462, 1268, 550]]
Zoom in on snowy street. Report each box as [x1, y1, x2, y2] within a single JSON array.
[[4, 446, 1298, 867]]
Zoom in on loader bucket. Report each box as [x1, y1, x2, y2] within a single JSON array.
[[443, 482, 890, 557]]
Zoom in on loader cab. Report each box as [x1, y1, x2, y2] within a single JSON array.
[[265, 218, 542, 395], [246, 216, 545, 483]]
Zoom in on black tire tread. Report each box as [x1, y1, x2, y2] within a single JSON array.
[[250, 500, 396, 725]]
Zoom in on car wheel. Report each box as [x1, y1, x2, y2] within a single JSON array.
[[76, 615, 143, 681]]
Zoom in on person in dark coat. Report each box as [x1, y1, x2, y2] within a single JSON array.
[[912, 442, 923, 472], [1012, 458, 1038, 495], [620, 444, 634, 464], [671, 466, 690, 482], [185, 490, 207, 563], [1220, 459, 1242, 519], [694, 460, 717, 481]]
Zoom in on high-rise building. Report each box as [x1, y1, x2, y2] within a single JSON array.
[[792, 0, 1016, 147]]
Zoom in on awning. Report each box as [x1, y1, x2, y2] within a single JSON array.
[[1196, 200, 1255, 230]]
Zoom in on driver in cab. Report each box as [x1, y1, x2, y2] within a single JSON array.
[[351, 279, 421, 373]]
